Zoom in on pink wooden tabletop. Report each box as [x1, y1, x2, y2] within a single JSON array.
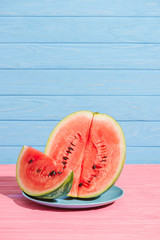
[[0, 164, 160, 240]]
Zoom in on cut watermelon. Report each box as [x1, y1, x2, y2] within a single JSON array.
[[16, 146, 73, 199], [45, 111, 126, 198]]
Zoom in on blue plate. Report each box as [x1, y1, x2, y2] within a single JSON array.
[[22, 185, 124, 209]]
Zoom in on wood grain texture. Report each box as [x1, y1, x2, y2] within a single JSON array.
[[1, 70, 160, 96], [0, 165, 160, 240], [1, 17, 160, 43], [0, 96, 160, 120], [0, 1, 160, 166], [0, 0, 160, 16], [0, 44, 160, 69], [0, 146, 160, 164], [0, 121, 160, 147]]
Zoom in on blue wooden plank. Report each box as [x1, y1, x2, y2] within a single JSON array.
[[1, 17, 160, 43], [0, 0, 160, 16], [1, 70, 160, 96], [126, 147, 160, 164], [0, 146, 160, 164], [0, 121, 159, 146], [0, 96, 160, 120], [0, 1, 159, 168], [0, 44, 160, 69]]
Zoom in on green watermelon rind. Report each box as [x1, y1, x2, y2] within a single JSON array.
[[78, 113, 126, 198], [31, 171, 74, 200], [16, 146, 74, 199]]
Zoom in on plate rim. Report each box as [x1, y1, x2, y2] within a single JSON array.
[[22, 185, 124, 209]]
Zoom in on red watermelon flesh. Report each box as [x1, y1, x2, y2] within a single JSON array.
[[16, 146, 73, 199], [45, 111, 93, 197], [45, 111, 126, 198], [78, 113, 125, 197]]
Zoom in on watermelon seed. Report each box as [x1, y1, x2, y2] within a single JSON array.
[[49, 170, 56, 176], [79, 183, 83, 187], [88, 180, 90, 183], [36, 169, 41, 173], [70, 142, 75, 146], [101, 160, 106, 162], [63, 166, 66, 169], [66, 150, 71, 154], [92, 165, 96, 169], [62, 161, 67, 165], [63, 156, 68, 160], [28, 159, 33, 164], [74, 136, 77, 139], [103, 156, 107, 158], [57, 171, 62, 174], [68, 147, 73, 151]]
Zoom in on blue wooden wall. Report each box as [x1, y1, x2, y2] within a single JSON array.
[[0, 0, 160, 164]]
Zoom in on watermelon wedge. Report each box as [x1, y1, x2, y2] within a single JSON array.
[[16, 146, 73, 199], [45, 111, 126, 198]]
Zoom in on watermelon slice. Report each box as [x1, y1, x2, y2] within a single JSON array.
[[16, 146, 73, 199], [45, 111, 126, 198]]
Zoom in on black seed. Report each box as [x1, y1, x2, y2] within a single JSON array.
[[62, 161, 67, 165], [70, 142, 75, 146], [57, 171, 62, 174], [49, 170, 56, 176], [63, 156, 68, 160], [74, 136, 77, 139], [79, 183, 83, 187], [92, 165, 96, 170], [36, 169, 41, 173], [49, 171, 53, 176], [68, 147, 73, 151], [66, 150, 71, 154], [103, 156, 107, 158], [88, 180, 90, 183], [29, 159, 33, 164]]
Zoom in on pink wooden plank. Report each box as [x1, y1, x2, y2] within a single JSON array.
[[0, 164, 160, 240]]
